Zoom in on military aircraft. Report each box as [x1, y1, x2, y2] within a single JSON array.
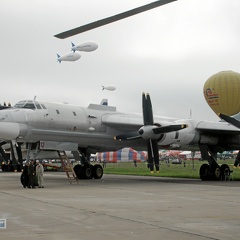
[[0, 92, 240, 181], [1, 0, 238, 181]]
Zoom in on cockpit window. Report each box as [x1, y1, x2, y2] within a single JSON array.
[[35, 103, 42, 109], [14, 100, 44, 110], [22, 103, 36, 109], [41, 104, 46, 109]]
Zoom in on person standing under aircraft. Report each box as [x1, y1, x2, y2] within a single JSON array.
[[36, 160, 44, 188], [21, 161, 29, 188], [28, 159, 36, 188]]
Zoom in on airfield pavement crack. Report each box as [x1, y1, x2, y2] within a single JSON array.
[[1, 190, 220, 240]]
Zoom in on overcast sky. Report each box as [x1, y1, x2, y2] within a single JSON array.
[[1, 0, 240, 122]]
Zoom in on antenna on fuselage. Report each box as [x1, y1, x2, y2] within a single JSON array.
[[189, 109, 192, 119]]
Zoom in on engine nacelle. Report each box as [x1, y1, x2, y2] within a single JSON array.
[[158, 123, 196, 147], [158, 131, 176, 146]]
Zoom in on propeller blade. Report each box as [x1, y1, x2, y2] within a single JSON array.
[[142, 93, 154, 125], [147, 139, 159, 172], [114, 133, 141, 141], [54, 0, 177, 39], [142, 93, 147, 125], [146, 93, 154, 125], [218, 113, 240, 129], [153, 124, 188, 134], [147, 140, 154, 172], [143, 93, 159, 173], [152, 140, 160, 172]]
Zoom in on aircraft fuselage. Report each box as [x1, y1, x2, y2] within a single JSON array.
[[0, 100, 240, 154]]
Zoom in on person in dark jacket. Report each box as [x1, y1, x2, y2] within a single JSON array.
[[28, 159, 36, 188], [21, 161, 29, 188]]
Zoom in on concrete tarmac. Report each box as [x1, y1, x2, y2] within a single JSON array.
[[0, 172, 239, 240]]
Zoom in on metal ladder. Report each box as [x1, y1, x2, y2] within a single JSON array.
[[57, 151, 79, 184]]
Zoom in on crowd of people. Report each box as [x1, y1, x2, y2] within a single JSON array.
[[21, 159, 44, 188]]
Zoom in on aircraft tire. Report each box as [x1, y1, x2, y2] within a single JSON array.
[[74, 164, 84, 179], [83, 165, 93, 179], [210, 165, 221, 181], [93, 164, 103, 179], [199, 164, 210, 181], [220, 164, 230, 181]]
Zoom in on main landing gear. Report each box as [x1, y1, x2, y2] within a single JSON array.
[[199, 163, 231, 181], [73, 163, 103, 179], [72, 150, 103, 180], [199, 145, 232, 181]]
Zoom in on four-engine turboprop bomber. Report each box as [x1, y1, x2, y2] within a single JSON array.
[[0, 92, 240, 181]]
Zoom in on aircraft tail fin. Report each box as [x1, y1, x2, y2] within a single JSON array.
[[71, 42, 76, 52], [100, 99, 108, 106], [57, 54, 61, 63]]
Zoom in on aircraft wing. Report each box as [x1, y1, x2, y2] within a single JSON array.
[[101, 113, 179, 131], [102, 113, 143, 131], [196, 121, 240, 135]]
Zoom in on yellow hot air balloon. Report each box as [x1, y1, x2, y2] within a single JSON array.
[[203, 71, 240, 116]]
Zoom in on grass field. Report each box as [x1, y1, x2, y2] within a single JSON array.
[[102, 159, 240, 180]]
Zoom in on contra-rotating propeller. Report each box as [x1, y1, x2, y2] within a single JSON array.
[[115, 93, 187, 173], [142, 92, 160, 173]]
